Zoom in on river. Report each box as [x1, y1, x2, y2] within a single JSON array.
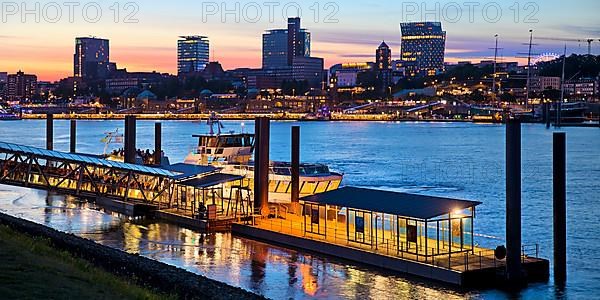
[[0, 120, 598, 299]]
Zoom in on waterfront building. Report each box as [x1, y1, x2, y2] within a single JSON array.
[[400, 22, 446, 77], [564, 77, 599, 99], [292, 57, 324, 88], [263, 18, 311, 69], [531, 76, 562, 93], [329, 62, 374, 89], [74, 37, 111, 80], [105, 71, 171, 95], [178, 36, 210, 75], [7, 71, 37, 102]]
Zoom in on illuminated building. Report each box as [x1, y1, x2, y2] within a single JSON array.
[[256, 18, 322, 90], [262, 29, 288, 69], [263, 18, 311, 69], [400, 22, 446, 77], [178, 36, 210, 75], [7, 70, 37, 102], [74, 37, 111, 80], [287, 17, 311, 65], [376, 41, 393, 90]]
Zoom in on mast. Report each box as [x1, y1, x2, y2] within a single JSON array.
[[525, 30, 534, 111], [493, 34, 499, 105], [557, 45, 567, 127]]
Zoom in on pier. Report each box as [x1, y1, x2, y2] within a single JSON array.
[[233, 187, 548, 287], [0, 141, 249, 228]]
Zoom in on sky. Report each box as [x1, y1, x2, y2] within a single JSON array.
[[1, 0, 599, 81]]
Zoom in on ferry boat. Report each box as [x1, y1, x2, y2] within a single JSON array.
[[183, 119, 343, 204]]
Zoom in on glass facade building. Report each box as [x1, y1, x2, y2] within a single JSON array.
[[74, 37, 110, 80], [178, 36, 210, 75], [262, 18, 310, 69], [400, 22, 446, 77], [262, 29, 289, 69]]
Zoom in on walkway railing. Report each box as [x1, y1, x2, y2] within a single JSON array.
[[253, 217, 541, 272]]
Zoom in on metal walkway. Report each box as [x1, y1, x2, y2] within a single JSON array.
[[0, 141, 179, 208], [0, 141, 251, 220]]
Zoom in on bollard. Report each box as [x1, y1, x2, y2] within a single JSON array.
[[506, 120, 523, 283], [253, 117, 270, 216], [259, 118, 271, 216], [46, 114, 54, 151], [254, 117, 262, 214], [124, 115, 137, 164], [553, 132, 567, 283], [155, 123, 162, 166], [70, 119, 77, 153], [291, 126, 301, 214]]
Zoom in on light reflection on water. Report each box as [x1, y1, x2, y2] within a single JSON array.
[[0, 186, 470, 299], [1, 120, 599, 299]]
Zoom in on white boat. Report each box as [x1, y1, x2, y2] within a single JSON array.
[[183, 130, 343, 204]]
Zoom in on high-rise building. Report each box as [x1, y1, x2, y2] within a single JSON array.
[[376, 41, 392, 70], [0, 72, 7, 100], [287, 17, 311, 65], [263, 18, 310, 69], [262, 29, 288, 69], [74, 37, 110, 80], [7, 70, 37, 102], [400, 22, 446, 77], [376, 41, 393, 89], [178, 36, 210, 75]]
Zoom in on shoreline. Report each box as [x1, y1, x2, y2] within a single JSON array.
[[0, 211, 265, 300], [18, 113, 477, 123]]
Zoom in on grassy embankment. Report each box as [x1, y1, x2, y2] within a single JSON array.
[[0, 225, 175, 300]]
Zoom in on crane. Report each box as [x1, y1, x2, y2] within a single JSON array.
[[536, 37, 600, 56]]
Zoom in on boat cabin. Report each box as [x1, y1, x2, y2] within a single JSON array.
[[188, 133, 255, 164]]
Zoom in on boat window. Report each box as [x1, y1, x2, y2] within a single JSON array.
[[301, 182, 317, 194], [315, 181, 329, 194], [276, 181, 289, 193]]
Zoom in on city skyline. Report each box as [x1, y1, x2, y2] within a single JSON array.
[[1, 0, 599, 81]]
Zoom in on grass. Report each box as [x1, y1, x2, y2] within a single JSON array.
[[0, 225, 176, 300]]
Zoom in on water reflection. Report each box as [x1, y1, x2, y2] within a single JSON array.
[[0, 185, 476, 299]]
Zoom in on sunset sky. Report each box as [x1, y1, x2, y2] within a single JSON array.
[[1, 0, 599, 81]]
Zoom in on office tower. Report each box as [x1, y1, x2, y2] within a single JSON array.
[[74, 37, 110, 80], [400, 22, 446, 77], [263, 29, 289, 69], [287, 17, 311, 65], [376, 41, 392, 70], [178, 36, 210, 75], [263, 18, 310, 69], [7, 70, 37, 102], [376, 41, 393, 89]]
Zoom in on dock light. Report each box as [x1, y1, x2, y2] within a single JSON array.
[[452, 209, 465, 217]]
